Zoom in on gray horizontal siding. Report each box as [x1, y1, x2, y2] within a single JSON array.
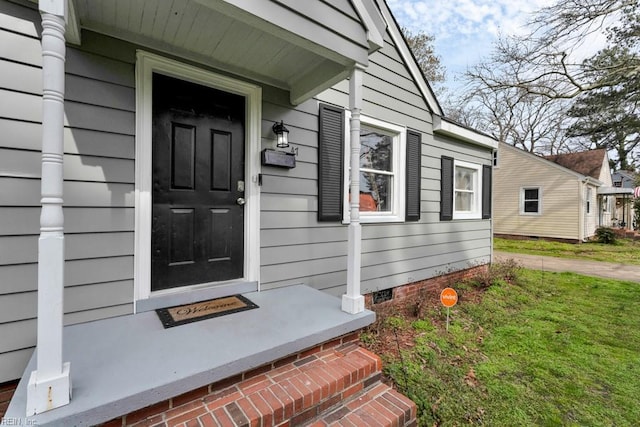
[[0, 2, 136, 382], [0, 0, 492, 383], [263, 13, 492, 298]]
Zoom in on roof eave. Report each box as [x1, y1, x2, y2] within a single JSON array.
[[433, 115, 498, 150]]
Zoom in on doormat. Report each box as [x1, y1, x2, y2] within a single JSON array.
[[156, 295, 259, 328]]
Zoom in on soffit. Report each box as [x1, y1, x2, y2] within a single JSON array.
[[66, 0, 378, 104]]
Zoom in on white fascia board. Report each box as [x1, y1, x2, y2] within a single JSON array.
[[598, 186, 634, 195], [582, 176, 603, 186], [352, 0, 386, 51], [433, 115, 498, 149], [374, 0, 442, 115]]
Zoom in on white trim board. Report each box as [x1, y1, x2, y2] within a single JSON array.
[[134, 51, 262, 310]]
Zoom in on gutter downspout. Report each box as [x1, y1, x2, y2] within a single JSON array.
[[342, 66, 365, 314], [26, 0, 71, 415]]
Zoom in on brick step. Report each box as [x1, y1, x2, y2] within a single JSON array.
[[107, 341, 417, 427], [311, 382, 417, 427]]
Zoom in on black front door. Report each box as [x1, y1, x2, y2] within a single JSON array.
[[151, 73, 245, 291]]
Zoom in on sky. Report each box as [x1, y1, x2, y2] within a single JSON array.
[[386, 0, 556, 91]]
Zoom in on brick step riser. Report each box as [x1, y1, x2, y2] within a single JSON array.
[[101, 336, 418, 427]]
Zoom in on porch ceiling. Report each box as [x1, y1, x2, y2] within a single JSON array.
[[65, 0, 380, 104]]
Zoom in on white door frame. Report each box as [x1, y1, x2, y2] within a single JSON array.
[[134, 51, 261, 308]]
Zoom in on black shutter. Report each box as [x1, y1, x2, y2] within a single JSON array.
[[482, 164, 492, 219], [318, 104, 344, 221], [405, 130, 422, 221], [440, 156, 454, 221]]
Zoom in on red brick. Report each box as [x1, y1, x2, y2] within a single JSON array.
[[317, 394, 341, 413], [288, 376, 314, 410], [308, 421, 328, 427], [224, 401, 249, 426], [244, 364, 273, 381], [210, 374, 243, 394], [165, 400, 206, 421], [383, 389, 416, 420], [353, 405, 385, 427], [248, 393, 273, 427], [125, 400, 171, 425], [269, 384, 294, 420], [274, 354, 299, 368], [304, 370, 330, 400], [289, 407, 318, 426], [341, 383, 363, 401], [236, 397, 262, 427], [315, 367, 338, 397], [205, 389, 243, 412], [279, 379, 304, 413], [376, 395, 405, 426], [238, 374, 272, 395], [340, 332, 359, 345], [212, 407, 235, 427], [258, 388, 284, 425], [198, 413, 220, 427], [321, 338, 342, 351], [172, 386, 209, 408], [299, 373, 321, 406], [300, 345, 322, 358], [269, 364, 300, 384], [166, 406, 208, 427], [369, 400, 398, 427]]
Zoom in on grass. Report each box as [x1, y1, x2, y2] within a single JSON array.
[[494, 236, 640, 265], [362, 267, 640, 426]]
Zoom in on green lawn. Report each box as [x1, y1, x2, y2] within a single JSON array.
[[494, 236, 640, 265], [363, 268, 640, 426]]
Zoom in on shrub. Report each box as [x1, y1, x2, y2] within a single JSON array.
[[595, 227, 617, 244], [468, 258, 521, 289]]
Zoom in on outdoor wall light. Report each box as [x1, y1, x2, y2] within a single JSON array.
[[273, 120, 290, 148]]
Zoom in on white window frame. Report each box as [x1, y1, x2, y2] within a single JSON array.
[[134, 51, 262, 308], [342, 113, 406, 223], [452, 160, 482, 220], [520, 186, 542, 215]]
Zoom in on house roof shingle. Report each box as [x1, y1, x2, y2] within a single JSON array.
[[543, 149, 607, 180]]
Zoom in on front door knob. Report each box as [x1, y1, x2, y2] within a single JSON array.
[[236, 197, 246, 206]]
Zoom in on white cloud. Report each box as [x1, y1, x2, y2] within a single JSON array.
[[386, 0, 558, 90]]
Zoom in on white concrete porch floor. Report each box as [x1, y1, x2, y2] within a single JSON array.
[[5, 285, 375, 426]]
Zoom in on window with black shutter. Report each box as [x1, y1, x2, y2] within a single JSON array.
[[440, 156, 454, 221], [406, 130, 422, 221], [318, 104, 344, 221]]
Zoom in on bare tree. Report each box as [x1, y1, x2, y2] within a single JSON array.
[[400, 27, 446, 91], [475, 0, 638, 99], [454, 0, 640, 168]]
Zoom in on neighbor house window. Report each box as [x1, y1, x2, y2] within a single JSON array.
[[343, 114, 406, 222], [452, 160, 482, 220], [521, 187, 541, 214]]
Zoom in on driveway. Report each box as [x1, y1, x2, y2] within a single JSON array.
[[494, 251, 640, 283]]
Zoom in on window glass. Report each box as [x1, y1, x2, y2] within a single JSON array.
[[343, 115, 406, 222], [522, 187, 541, 214], [454, 165, 478, 215], [358, 125, 394, 212]]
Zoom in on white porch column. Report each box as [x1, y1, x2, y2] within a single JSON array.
[[26, 0, 71, 416], [342, 66, 365, 314]]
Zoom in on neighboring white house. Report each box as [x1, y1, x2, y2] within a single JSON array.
[[611, 170, 638, 229], [0, 0, 497, 425], [494, 144, 621, 242]]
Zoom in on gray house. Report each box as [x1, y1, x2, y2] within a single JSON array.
[[0, 0, 497, 425]]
